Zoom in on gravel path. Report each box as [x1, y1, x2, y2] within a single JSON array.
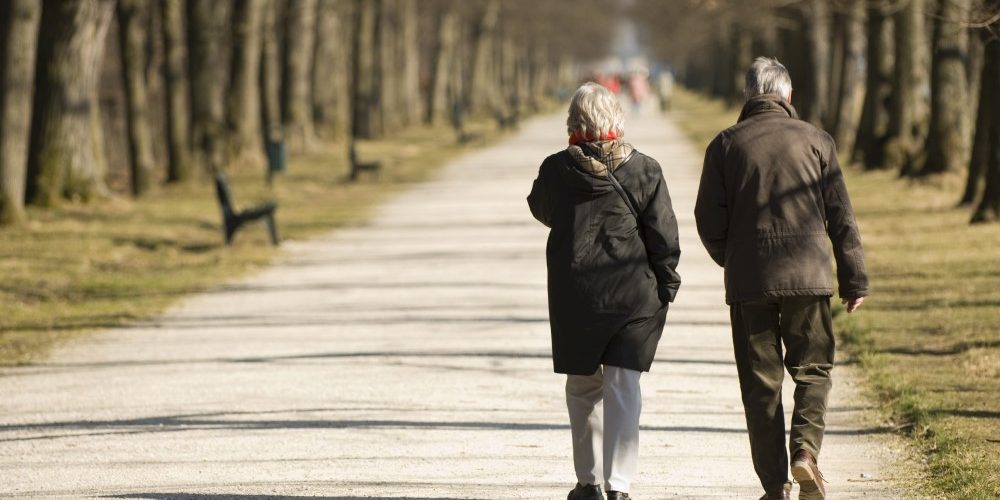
[[0, 107, 903, 499]]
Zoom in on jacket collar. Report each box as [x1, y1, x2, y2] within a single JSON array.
[[737, 94, 799, 122]]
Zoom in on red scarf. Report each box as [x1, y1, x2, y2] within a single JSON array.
[[568, 130, 618, 146]]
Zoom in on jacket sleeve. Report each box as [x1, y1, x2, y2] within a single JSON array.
[[527, 161, 552, 227], [821, 139, 870, 298], [640, 169, 682, 303], [694, 137, 728, 267]]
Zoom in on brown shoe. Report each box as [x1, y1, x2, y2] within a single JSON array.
[[758, 483, 791, 500], [791, 450, 826, 500]]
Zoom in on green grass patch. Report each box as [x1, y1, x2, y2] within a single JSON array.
[[0, 119, 510, 365], [671, 87, 1000, 497]]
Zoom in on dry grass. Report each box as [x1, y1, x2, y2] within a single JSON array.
[[0, 120, 507, 365], [671, 87, 1000, 498]]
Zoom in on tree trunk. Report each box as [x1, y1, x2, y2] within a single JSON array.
[[831, 0, 866, 159], [467, 1, 499, 115], [282, 0, 316, 152], [884, 0, 931, 174], [970, 28, 1000, 223], [27, 0, 115, 206], [398, 0, 420, 127], [803, 0, 831, 126], [963, 32, 997, 206], [854, 4, 893, 168], [118, 0, 156, 196], [351, 0, 379, 139], [826, 10, 846, 133], [376, 0, 398, 132], [311, 0, 341, 138], [260, 0, 282, 141], [427, 8, 457, 125], [161, 0, 193, 183], [919, 0, 971, 176], [187, 0, 231, 172], [227, 0, 265, 163], [0, 0, 41, 224]]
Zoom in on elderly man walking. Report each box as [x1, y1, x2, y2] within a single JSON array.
[[694, 57, 869, 500]]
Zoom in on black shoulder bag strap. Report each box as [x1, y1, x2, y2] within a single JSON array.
[[604, 150, 647, 245]]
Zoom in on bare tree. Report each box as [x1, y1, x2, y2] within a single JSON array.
[[920, 0, 972, 175], [426, 6, 458, 125], [398, 0, 421, 126], [118, 0, 156, 196], [351, 0, 379, 139], [971, 22, 1000, 223], [283, 0, 317, 151], [467, 1, 499, 116], [187, 0, 232, 172], [854, 2, 894, 169], [161, 0, 193, 183], [961, 31, 996, 205], [27, 0, 116, 206], [0, 0, 41, 224], [260, 0, 282, 141], [831, 0, 866, 158], [884, 0, 931, 175], [227, 0, 266, 163]]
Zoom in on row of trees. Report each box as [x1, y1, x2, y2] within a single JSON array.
[[0, 0, 613, 226], [635, 0, 1000, 223]]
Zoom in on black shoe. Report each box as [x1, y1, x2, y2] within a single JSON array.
[[567, 483, 604, 500], [606, 492, 630, 500]]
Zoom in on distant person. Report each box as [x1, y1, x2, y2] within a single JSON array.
[[627, 69, 650, 111], [527, 82, 682, 500], [694, 57, 869, 500], [656, 71, 674, 112]]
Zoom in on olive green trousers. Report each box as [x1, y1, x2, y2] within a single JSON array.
[[730, 296, 834, 492]]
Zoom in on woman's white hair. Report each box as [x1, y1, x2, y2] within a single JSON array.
[[567, 82, 625, 139]]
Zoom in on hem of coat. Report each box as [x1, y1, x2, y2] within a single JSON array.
[[726, 288, 833, 305]]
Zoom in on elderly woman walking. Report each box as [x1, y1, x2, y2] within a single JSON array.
[[527, 82, 682, 500]]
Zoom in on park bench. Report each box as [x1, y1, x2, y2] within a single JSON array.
[[213, 173, 279, 246], [349, 140, 383, 181]]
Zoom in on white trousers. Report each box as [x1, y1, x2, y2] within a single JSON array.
[[566, 365, 642, 493]]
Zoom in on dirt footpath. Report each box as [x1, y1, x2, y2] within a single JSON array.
[[0, 106, 903, 499]]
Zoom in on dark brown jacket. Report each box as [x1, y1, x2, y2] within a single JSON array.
[[528, 147, 681, 375], [695, 94, 869, 304]]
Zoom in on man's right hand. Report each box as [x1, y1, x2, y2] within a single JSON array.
[[842, 296, 865, 313]]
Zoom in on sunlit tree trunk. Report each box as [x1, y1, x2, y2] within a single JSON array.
[[884, 0, 930, 174], [118, 0, 156, 196], [227, 0, 265, 163], [27, 0, 115, 206], [351, 0, 379, 139], [161, 0, 193, 183], [260, 0, 282, 141], [467, 0, 499, 115], [311, 0, 345, 138], [831, 0, 866, 159], [919, 0, 971, 176], [283, 0, 316, 151], [399, 0, 420, 127], [0, 0, 41, 224], [427, 8, 457, 124], [802, 0, 831, 126], [187, 0, 232, 171]]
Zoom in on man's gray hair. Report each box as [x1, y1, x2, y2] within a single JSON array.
[[744, 57, 792, 101], [567, 82, 625, 139]]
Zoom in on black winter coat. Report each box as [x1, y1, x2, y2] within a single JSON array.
[[527, 149, 681, 375]]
